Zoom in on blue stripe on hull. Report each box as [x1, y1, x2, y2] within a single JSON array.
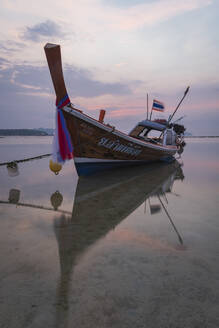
[[74, 156, 175, 176]]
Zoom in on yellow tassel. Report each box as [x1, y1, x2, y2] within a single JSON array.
[[49, 159, 62, 175]]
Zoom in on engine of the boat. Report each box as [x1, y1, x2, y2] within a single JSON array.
[[171, 124, 186, 154], [172, 123, 186, 135]]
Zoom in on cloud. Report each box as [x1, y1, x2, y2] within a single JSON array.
[[0, 60, 133, 98], [64, 65, 132, 98], [0, 59, 134, 128], [104, 0, 154, 8], [0, 61, 218, 135], [102, 0, 212, 30], [2, 62, 132, 98], [22, 20, 65, 42], [0, 40, 26, 56], [0, 57, 11, 70]]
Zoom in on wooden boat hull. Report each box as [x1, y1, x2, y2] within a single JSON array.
[[62, 106, 178, 175]]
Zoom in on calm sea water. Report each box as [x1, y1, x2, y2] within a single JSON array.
[[0, 137, 219, 328]]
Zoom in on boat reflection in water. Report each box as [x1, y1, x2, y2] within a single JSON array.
[[53, 161, 184, 327]]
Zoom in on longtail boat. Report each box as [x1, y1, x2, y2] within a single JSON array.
[[44, 43, 187, 176]]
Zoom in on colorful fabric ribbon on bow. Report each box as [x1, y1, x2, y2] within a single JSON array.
[[52, 95, 74, 163]]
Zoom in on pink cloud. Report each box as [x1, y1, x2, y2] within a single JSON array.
[[186, 100, 219, 111], [109, 0, 212, 30]]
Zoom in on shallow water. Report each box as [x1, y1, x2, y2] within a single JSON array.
[[0, 137, 219, 328]]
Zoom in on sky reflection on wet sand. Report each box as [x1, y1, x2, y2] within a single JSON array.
[[0, 137, 219, 328]]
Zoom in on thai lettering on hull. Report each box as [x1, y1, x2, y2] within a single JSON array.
[[98, 137, 142, 156]]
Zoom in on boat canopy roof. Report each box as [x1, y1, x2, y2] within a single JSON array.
[[138, 120, 166, 131]]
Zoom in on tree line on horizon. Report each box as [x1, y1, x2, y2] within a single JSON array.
[[0, 129, 53, 136]]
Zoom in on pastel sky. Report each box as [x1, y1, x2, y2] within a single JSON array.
[[0, 0, 218, 135]]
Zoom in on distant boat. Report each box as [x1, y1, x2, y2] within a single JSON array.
[[44, 43, 186, 176]]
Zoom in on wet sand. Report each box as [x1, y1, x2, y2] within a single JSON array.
[[0, 137, 219, 327]]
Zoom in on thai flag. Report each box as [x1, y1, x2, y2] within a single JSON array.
[[152, 99, 165, 112]]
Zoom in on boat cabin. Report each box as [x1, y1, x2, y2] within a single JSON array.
[[129, 120, 177, 146]]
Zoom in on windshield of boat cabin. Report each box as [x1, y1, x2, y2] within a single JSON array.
[[140, 129, 162, 139]]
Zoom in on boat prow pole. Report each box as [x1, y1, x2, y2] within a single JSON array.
[[44, 43, 70, 105]]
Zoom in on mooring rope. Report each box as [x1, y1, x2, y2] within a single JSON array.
[[0, 153, 51, 166]]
